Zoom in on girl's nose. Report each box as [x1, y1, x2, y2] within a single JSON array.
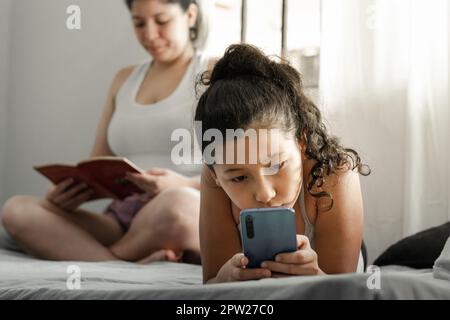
[[254, 178, 276, 205]]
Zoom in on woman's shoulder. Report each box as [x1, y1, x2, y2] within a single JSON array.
[[109, 64, 138, 97], [116, 64, 135, 80]]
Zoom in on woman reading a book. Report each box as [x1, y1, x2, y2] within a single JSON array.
[[1, 0, 212, 264]]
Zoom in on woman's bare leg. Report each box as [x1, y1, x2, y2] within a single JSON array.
[[109, 187, 200, 263], [0, 195, 123, 261]]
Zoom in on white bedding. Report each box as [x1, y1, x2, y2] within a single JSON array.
[[433, 237, 450, 281], [0, 248, 449, 300]]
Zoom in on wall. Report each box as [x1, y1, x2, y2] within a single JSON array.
[[3, 0, 146, 210], [0, 0, 12, 203]]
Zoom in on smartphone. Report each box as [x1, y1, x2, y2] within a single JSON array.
[[240, 207, 297, 268]]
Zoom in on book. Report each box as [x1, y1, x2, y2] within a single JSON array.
[[33, 156, 146, 201]]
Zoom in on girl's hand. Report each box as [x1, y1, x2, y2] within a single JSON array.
[[214, 253, 272, 283], [261, 235, 325, 276], [125, 168, 190, 197], [45, 178, 94, 212]]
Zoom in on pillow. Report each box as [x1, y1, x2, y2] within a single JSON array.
[[373, 222, 450, 269]]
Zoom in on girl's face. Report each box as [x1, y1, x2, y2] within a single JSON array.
[[213, 129, 304, 210], [131, 0, 197, 62]]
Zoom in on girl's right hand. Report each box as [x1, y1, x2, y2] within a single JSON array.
[[214, 253, 272, 283], [45, 178, 94, 212]]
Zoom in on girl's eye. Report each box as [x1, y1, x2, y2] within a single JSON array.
[[231, 176, 247, 183], [272, 161, 287, 172], [156, 20, 169, 25], [134, 23, 145, 28]]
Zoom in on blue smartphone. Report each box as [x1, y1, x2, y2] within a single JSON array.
[[240, 207, 297, 268]]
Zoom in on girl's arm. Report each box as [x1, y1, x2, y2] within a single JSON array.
[[199, 165, 271, 283], [313, 169, 364, 274], [90, 65, 134, 158], [199, 165, 242, 283]]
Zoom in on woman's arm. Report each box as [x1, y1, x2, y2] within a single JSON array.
[[313, 169, 364, 274], [90, 65, 135, 158]]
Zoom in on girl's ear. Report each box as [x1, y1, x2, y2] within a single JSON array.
[[186, 3, 199, 28]]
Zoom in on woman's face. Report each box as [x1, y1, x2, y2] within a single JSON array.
[[131, 0, 197, 62], [213, 129, 304, 210]]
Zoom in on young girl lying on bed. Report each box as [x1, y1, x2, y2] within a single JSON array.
[[194, 44, 371, 284]]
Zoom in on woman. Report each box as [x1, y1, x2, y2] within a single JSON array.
[[1, 0, 213, 264]]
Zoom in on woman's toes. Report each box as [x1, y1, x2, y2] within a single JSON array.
[[137, 249, 183, 264]]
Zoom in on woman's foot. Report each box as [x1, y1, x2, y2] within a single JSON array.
[[137, 249, 182, 264]]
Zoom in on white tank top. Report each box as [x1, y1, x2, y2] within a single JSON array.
[[108, 51, 210, 176]]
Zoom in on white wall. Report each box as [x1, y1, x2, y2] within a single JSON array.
[[0, 0, 12, 204], [2, 0, 146, 209]]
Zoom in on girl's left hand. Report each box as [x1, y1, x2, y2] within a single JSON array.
[[261, 235, 325, 276], [125, 168, 190, 197]]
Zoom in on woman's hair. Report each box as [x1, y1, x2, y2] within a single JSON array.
[[194, 44, 370, 211], [124, 0, 207, 49]]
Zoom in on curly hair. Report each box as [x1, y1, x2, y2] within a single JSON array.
[[194, 44, 370, 211]]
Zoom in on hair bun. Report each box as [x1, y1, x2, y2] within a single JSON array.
[[205, 44, 302, 96], [209, 44, 276, 83]]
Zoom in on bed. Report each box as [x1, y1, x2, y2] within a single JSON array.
[[1, 240, 449, 300]]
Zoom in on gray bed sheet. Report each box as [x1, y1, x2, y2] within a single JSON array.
[[0, 248, 449, 300]]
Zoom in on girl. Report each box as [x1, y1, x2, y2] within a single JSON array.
[[194, 44, 370, 283], [1, 0, 213, 264]]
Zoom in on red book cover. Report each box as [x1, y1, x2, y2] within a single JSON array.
[[33, 157, 145, 200]]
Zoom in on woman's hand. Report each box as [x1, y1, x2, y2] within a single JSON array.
[[212, 253, 272, 283], [125, 168, 191, 197], [261, 235, 325, 276], [45, 178, 94, 212]]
